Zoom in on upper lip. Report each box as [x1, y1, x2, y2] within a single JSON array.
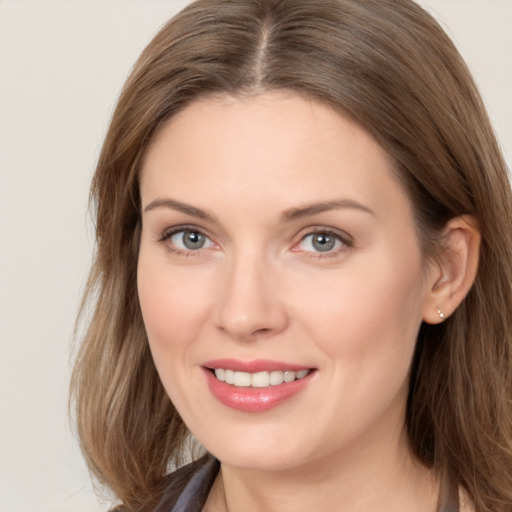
[[203, 359, 313, 373]]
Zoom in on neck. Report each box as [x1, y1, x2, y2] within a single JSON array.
[[205, 432, 440, 512]]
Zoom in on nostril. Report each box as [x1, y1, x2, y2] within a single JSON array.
[[252, 327, 272, 336], [216, 321, 280, 342]]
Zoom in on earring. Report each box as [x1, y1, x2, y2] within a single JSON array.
[[436, 307, 445, 320]]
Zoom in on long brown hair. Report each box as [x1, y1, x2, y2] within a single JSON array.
[[70, 1, 512, 510]]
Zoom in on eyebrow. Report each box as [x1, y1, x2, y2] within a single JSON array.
[[143, 198, 216, 221], [143, 197, 375, 222], [280, 199, 376, 222]]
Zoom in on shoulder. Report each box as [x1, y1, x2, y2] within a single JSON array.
[[110, 454, 219, 512], [153, 454, 219, 512]]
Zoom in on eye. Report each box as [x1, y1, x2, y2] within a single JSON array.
[[163, 228, 215, 252], [296, 231, 350, 254]]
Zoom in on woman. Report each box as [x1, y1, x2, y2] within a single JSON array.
[[70, 0, 512, 511]]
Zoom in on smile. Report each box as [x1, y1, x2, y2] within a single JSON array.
[[203, 360, 316, 413], [213, 368, 310, 388]]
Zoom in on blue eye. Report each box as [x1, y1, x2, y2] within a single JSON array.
[[167, 229, 214, 251], [298, 232, 344, 253]]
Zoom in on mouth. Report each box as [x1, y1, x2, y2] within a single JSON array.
[[210, 368, 311, 388], [202, 359, 316, 412]]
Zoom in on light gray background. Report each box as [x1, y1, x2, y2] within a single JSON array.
[[1, 1, 510, 511]]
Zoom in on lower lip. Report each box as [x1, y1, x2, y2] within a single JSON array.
[[204, 368, 315, 413]]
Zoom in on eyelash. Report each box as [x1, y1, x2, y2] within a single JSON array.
[[157, 226, 353, 259], [158, 225, 214, 257], [294, 229, 353, 259]]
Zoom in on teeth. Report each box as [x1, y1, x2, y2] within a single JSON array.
[[251, 371, 270, 388], [269, 370, 284, 385], [283, 371, 296, 383], [233, 371, 252, 387], [213, 368, 310, 388], [215, 368, 226, 381], [296, 369, 309, 379], [225, 369, 235, 384]]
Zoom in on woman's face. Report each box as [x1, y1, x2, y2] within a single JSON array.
[[138, 93, 436, 471]]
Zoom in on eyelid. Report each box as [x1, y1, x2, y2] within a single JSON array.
[[158, 224, 218, 255], [159, 224, 209, 241], [292, 227, 354, 256], [155, 224, 353, 258]]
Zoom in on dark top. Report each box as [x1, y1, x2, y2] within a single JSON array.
[[150, 454, 459, 512], [154, 455, 220, 512]]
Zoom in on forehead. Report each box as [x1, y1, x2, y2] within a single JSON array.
[[140, 92, 410, 222]]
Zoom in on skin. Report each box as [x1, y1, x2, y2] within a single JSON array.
[[137, 92, 479, 512]]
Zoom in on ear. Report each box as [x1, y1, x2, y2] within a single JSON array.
[[422, 215, 480, 324]]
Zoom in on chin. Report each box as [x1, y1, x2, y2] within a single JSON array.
[[213, 449, 305, 472], [198, 429, 312, 472]]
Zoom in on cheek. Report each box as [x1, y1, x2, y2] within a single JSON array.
[[290, 253, 426, 366], [137, 255, 212, 360], [136, 258, 217, 415]]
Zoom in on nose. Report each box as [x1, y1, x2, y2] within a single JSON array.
[[214, 253, 289, 342]]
